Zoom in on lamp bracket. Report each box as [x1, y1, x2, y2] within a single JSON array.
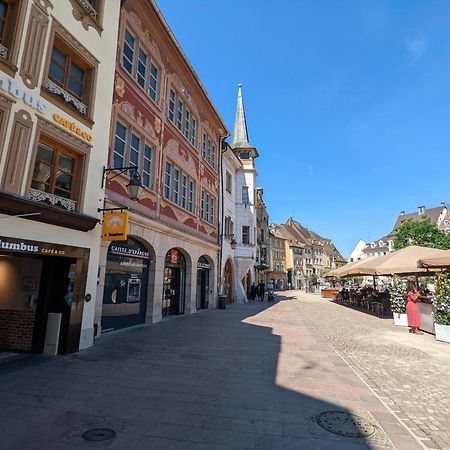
[[98, 207, 129, 213], [102, 165, 139, 188]]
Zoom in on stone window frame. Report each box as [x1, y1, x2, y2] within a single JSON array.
[[200, 188, 216, 226], [69, 0, 105, 35], [26, 116, 92, 213], [163, 158, 196, 216], [225, 170, 232, 194], [110, 116, 155, 192], [167, 87, 198, 150], [120, 24, 162, 107], [40, 19, 99, 128], [0, 0, 27, 77], [0, 91, 13, 162]]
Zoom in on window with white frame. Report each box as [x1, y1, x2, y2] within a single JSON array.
[[167, 88, 197, 147], [163, 160, 196, 213], [224, 216, 234, 237], [122, 28, 160, 103], [242, 186, 249, 204], [200, 189, 216, 225], [202, 132, 216, 168], [242, 226, 250, 245], [113, 121, 153, 188]]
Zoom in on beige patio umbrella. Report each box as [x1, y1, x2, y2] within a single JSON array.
[[417, 249, 450, 269], [347, 246, 447, 276], [324, 256, 378, 278]]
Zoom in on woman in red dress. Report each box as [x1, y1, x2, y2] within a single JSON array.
[[406, 282, 422, 335]]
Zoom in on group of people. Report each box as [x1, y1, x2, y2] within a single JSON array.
[[249, 280, 274, 301]]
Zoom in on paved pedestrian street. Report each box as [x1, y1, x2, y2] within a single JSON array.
[[294, 292, 450, 450], [0, 295, 435, 450]]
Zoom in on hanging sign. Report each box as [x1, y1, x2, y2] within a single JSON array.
[[102, 212, 129, 241]]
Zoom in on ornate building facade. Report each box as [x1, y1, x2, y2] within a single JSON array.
[[96, 0, 228, 333]]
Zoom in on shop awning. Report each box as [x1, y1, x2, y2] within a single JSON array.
[[417, 249, 450, 269]]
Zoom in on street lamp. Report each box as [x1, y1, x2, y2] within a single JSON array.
[[222, 233, 237, 250], [101, 166, 143, 202]]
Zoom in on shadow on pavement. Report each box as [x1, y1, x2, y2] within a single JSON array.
[[0, 299, 405, 449]]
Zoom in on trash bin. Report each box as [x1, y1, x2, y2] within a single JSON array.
[[218, 294, 226, 309]]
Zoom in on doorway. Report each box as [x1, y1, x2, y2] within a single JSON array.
[[224, 258, 233, 304], [162, 248, 186, 316]]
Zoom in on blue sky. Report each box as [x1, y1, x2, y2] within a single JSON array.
[[157, 0, 450, 257]]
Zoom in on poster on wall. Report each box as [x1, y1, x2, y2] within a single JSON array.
[[170, 249, 179, 264], [102, 212, 129, 241]]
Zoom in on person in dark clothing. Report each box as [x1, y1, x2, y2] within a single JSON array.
[[249, 282, 257, 300], [257, 281, 266, 301]]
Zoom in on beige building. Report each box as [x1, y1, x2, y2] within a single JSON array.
[[0, 0, 121, 354], [267, 224, 288, 289]]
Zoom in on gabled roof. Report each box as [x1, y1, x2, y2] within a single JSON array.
[[362, 235, 390, 254], [391, 205, 446, 233]]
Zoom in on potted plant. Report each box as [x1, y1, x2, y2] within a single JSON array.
[[390, 275, 408, 326], [433, 272, 450, 343]]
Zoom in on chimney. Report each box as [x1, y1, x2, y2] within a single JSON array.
[[418, 205, 425, 215], [400, 211, 405, 216]]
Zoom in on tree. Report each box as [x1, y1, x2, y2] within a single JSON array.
[[393, 219, 450, 250]]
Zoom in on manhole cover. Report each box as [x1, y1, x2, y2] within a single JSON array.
[[82, 428, 116, 442], [314, 411, 376, 438]]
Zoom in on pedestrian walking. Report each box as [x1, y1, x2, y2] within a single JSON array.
[[257, 280, 265, 301], [406, 282, 422, 335], [249, 282, 257, 300], [267, 280, 274, 301]]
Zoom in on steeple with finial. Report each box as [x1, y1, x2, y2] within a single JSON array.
[[230, 83, 259, 159]]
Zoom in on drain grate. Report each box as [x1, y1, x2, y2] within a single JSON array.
[[314, 411, 376, 438], [82, 428, 116, 442]]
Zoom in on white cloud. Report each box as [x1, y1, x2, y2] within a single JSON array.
[[405, 37, 426, 64]]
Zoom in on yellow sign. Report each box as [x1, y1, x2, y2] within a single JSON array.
[[102, 212, 129, 241], [53, 114, 92, 142]]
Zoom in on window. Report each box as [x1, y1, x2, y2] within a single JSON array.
[[0, 1, 9, 50], [224, 216, 233, 237], [202, 133, 216, 168], [122, 28, 160, 103], [242, 226, 250, 245], [49, 45, 87, 106], [200, 190, 216, 225], [31, 140, 79, 210], [113, 121, 154, 189], [0, 0, 21, 65], [242, 186, 249, 204], [225, 171, 232, 194], [114, 122, 127, 168], [167, 89, 197, 148], [164, 160, 196, 214]]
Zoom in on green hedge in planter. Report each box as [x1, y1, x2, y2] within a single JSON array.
[[434, 272, 450, 326], [390, 275, 406, 314]]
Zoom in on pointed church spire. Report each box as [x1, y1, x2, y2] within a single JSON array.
[[231, 83, 251, 149]]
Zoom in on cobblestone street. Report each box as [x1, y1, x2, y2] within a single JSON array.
[[0, 297, 424, 450], [293, 292, 450, 450]]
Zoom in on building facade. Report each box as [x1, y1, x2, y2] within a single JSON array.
[[96, 0, 228, 334], [219, 142, 241, 304], [229, 84, 258, 302], [0, 0, 121, 354], [267, 225, 288, 290], [255, 187, 270, 283]]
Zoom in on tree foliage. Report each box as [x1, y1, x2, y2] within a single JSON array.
[[390, 275, 407, 314], [393, 219, 450, 250], [434, 272, 450, 326]]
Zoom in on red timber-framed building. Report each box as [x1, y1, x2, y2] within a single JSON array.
[[96, 0, 228, 333]]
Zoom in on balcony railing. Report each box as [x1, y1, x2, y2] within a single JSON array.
[[0, 44, 8, 61], [29, 188, 77, 212], [46, 79, 87, 115]]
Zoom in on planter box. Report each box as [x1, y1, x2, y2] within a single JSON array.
[[435, 323, 450, 343], [321, 289, 339, 299], [393, 313, 408, 327]]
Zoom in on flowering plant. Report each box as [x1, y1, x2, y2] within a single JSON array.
[[433, 272, 450, 326], [390, 275, 406, 314]]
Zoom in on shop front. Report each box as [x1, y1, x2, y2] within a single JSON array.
[[162, 248, 186, 316], [0, 236, 89, 354], [101, 237, 150, 331]]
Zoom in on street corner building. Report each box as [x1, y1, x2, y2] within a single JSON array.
[[0, 0, 121, 354], [96, 0, 229, 335]]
